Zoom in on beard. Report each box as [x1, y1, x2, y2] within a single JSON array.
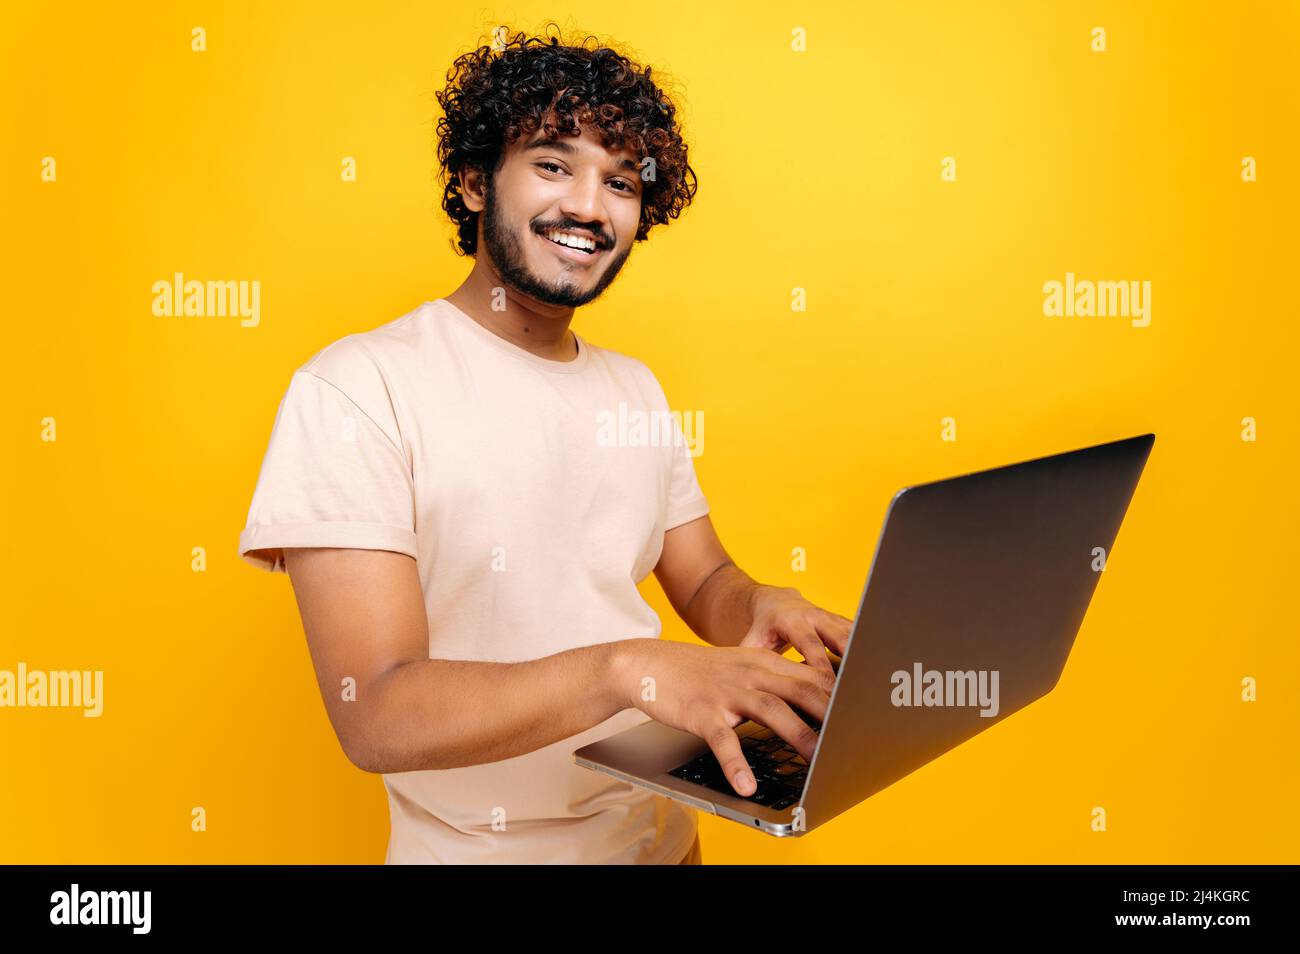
[[479, 177, 633, 308]]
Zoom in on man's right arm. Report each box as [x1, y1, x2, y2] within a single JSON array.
[[283, 546, 636, 774], [283, 546, 835, 792]]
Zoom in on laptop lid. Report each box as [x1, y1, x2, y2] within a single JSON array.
[[798, 433, 1155, 832]]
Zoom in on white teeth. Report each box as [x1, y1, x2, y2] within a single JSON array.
[[543, 229, 597, 252]]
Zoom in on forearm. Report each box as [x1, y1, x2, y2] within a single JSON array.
[[683, 561, 787, 647], [354, 639, 635, 773]]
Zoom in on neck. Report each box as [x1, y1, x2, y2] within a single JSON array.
[[444, 265, 578, 361]]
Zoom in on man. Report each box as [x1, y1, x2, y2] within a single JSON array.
[[238, 28, 852, 864]]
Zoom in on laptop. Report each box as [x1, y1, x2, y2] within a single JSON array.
[[574, 432, 1155, 837]]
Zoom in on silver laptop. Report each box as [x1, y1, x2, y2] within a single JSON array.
[[574, 432, 1155, 837]]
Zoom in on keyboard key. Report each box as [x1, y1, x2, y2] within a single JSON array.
[[669, 747, 813, 805]]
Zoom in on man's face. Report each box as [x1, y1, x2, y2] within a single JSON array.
[[474, 123, 642, 308]]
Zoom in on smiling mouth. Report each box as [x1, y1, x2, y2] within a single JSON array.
[[537, 229, 604, 256]]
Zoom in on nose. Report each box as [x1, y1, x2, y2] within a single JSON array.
[[557, 170, 607, 242]]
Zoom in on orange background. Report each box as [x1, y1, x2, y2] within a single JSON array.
[[1, 1, 1295, 862]]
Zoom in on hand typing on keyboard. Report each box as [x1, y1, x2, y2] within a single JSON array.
[[613, 639, 836, 798], [668, 722, 813, 809]]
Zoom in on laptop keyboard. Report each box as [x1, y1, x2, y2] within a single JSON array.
[[667, 723, 810, 810]]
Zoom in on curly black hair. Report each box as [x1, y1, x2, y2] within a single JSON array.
[[434, 24, 698, 257]]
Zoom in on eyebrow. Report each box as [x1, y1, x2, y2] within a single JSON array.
[[522, 134, 640, 173]]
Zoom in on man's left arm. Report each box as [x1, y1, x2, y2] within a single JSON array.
[[652, 514, 854, 676]]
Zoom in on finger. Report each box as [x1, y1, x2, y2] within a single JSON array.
[[759, 667, 833, 725], [739, 618, 787, 654], [703, 719, 757, 796], [745, 659, 834, 737], [752, 647, 838, 701], [735, 690, 821, 763], [813, 612, 852, 656], [782, 623, 836, 676]]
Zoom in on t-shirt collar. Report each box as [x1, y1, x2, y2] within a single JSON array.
[[430, 298, 591, 374]]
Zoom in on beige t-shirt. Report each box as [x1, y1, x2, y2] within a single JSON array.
[[238, 298, 710, 864]]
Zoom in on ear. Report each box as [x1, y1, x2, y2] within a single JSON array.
[[459, 167, 488, 213]]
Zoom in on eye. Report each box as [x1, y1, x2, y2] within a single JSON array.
[[537, 161, 636, 195]]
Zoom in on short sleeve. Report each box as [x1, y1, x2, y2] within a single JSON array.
[[640, 365, 709, 532], [238, 369, 418, 573], [666, 419, 710, 530]]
